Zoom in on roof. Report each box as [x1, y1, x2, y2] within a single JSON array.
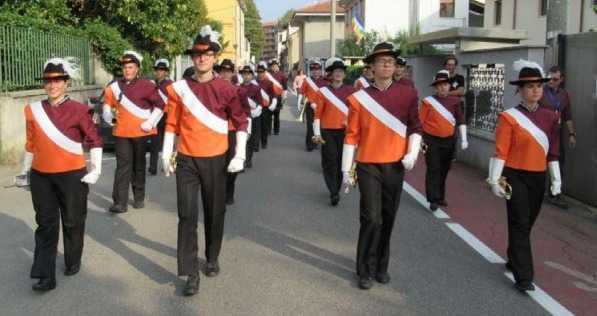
[[295, 1, 345, 14], [262, 21, 277, 27]]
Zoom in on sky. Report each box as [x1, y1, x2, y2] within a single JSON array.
[[254, 0, 322, 23]]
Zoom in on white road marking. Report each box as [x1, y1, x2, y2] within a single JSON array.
[[505, 272, 574, 316], [545, 261, 597, 292], [403, 182, 450, 219], [445, 223, 505, 264]]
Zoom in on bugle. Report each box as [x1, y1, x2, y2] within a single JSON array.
[[485, 176, 512, 197], [344, 162, 358, 193]]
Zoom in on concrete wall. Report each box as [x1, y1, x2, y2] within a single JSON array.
[[0, 85, 103, 165], [561, 32, 597, 205], [302, 18, 345, 59]]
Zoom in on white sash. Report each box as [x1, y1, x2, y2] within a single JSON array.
[[248, 97, 257, 110], [158, 89, 168, 104], [172, 81, 228, 134], [265, 72, 283, 94], [320, 87, 348, 116], [353, 90, 406, 138], [355, 77, 370, 89], [30, 101, 83, 155], [424, 96, 455, 126], [504, 108, 549, 156], [109, 82, 151, 119], [305, 77, 320, 93]]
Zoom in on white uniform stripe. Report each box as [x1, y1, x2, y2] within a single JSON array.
[[109, 82, 151, 119], [424, 96, 455, 126], [504, 108, 549, 156], [320, 87, 348, 116], [172, 81, 228, 134], [30, 101, 83, 155], [248, 98, 257, 109], [265, 72, 283, 93], [305, 77, 320, 93], [355, 77, 370, 89], [353, 90, 407, 138], [158, 89, 168, 104]]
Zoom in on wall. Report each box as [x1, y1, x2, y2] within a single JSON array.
[[0, 85, 103, 164], [302, 18, 345, 59]]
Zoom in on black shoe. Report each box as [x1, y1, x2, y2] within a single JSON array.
[[438, 200, 448, 206], [262, 144, 267, 149], [184, 274, 200, 296], [358, 276, 373, 290], [148, 167, 157, 175], [430, 202, 439, 211], [32, 277, 56, 292], [331, 193, 340, 206], [547, 195, 569, 209], [109, 205, 127, 213], [253, 147, 260, 152], [205, 261, 220, 277], [274, 132, 279, 135], [514, 281, 535, 292], [64, 263, 80, 276], [306, 146, 314, 152], [375, 272, 390, 284], [132, 200, 145, 209], [505, 261, 513, 271], [244, 161, 252, 169], [226, 197, 235, 205]]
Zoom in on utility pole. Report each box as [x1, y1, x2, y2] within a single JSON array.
[[546, 0, 568, 67], [330, 0, 336, 58]]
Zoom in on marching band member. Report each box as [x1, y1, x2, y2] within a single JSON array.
[[393, 57, 415, 88], [255, 61, 276, 149], [354, 64, 373, 91], [266, 59, 288, 136], [162, 25, 249, 296], [148, 58, 173, 175], [341, 42, 422, 290], [23, 57, 102, 291], [312, 58, 355, 206], [420, 70, 467, 211], [102, 50, 165, 213], [488, 60, 560, 292], [301, 60, 326, 151], [238, 64, 264, 169]]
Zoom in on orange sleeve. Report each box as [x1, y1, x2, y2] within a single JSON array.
[[165, 84, 181, 135], [103, 86, 117, 107], [419, 101, 430, 126], [344, 95, 360, 146], [313, 90, 324, 120], [494, 113, 512, 160], [24, 105, 34, 153]]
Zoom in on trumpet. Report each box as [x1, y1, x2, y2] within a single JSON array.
[[344, 162, 358, 193], [169, 152, 178, 174], [420, 140, 428, 154], [485, 176, 513, 197], [109, 106, 119, 126], [4, 172, 30, 190], [311, 135, 326, 146], [297, 96, 308, 122]]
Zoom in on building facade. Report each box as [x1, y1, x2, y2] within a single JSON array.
[[204, 0, 249, 65], [262, 22, 278, 62]]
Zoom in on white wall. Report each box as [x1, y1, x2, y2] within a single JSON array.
[[418, 0, 469, 34], [363, 0, 408, 36], [303, 18, 345, 59]]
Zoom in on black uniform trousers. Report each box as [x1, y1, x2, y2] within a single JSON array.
[[305, 106, 315, 150], [423, 133, 456, 203], [320, 128, 345, 195], [247, 115, 262, 162], [148, 114, 167, 173], [225, 131, 238, 201], [356, 161, 405, 278], [271, 96, 282, 135], [175, 153, 227, 276], [113, 136, 149, 207], [261, 110, 271, 148], [503, 167, 546, 284], [30, 168, 89, 279]]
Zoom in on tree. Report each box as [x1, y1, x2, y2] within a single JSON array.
[[277, 9, 295, 29], [244, 0, 264, 60]]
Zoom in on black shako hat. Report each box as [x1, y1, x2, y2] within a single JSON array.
[[36, 57, 80, 81], [184, 25, 222, 55], [153, 58, 170, 71], [120, 50, 142, 67], [396, 57, 407, 66], [37, 63, 69, 80], [240, 64, 255, 74], [430, 70, 451, 86], [324, 58, 347, 72], [363, 42, 401, 64], [217, 59, 235, 72], [509, 60, 550, 86]]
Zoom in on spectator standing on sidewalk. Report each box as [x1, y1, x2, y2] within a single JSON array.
[[539, 66, 576, 209], [293, 69, 306, 109], [443, 55, 465, 97], [488, 60, 561, 292]]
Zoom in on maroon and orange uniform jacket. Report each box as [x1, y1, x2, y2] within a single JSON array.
[[394, 77, 415, 89], [354, 76, 371, 91], [494, 104, 560, 172], [266, 71, 288, 96], [155, 78, 174, 113], [345, 81, 422, 163], [420, 95, 465, 138], [301, 76, 327, 104], [103, 78, 165, 137], [166, 76, 248, 158], [314, 84, 356, 129], [256, 78, 276, 108], [25, 98, 102, 173]]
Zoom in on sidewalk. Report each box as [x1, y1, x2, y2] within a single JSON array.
[[405, 157, 597, 315]]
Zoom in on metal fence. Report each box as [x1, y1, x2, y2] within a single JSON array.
[[0, 25, 94, 92], [464, 63, 505, 133]]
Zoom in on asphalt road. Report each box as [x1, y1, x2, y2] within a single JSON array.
[[0, 97, 551, 315]]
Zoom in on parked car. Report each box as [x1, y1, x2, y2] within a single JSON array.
[[88, 95, 115, 149]]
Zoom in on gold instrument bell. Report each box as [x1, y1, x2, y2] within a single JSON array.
[[344, 162, 358, 193], [169, 152, 178, 173], [485, 176, 513, 197], [109, 106, 119, 126], [420, 140, 428, 154]]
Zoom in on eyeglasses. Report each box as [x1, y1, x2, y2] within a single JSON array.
[[192, 52, 215, 60], [374, 59, 397, 66]]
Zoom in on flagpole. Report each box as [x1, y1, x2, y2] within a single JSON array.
[[330, 0, 336, 58]]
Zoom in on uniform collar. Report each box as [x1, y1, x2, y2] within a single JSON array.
[[371, 80, 394, 91], [47, 95, 70, 107]]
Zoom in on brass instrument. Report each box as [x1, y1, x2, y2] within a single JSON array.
[[420, 140, 428, 154], [4, 172, 30, 190], [109, 106, 119, 126], [344, 162, 358, 193], [485, 176, 512, 197], [169, 152, 178, 174], [297, 96, 308, 122], [311, 135, 326, 146]]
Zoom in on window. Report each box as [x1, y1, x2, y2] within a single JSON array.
[[540, 0, 547, 16], [440, 0, 455, 18], [494, 0, 502, 25]]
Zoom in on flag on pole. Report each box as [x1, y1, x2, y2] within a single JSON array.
[[351, 6, 366, 44]]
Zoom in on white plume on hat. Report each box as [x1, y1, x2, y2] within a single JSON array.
[[325, 57, 344, 69], [258, 61, 268, 68], [154, 58, 169, 68], [512, 59, 545, 77], [200, 25, 221, 43], [437, 70, 450, 77], [310, 58, 322, 66], [123, 50, 143, 64], [44, 57, 81, 80], [244, 63, 255, 72]]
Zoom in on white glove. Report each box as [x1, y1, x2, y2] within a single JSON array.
[[342, 171, 350, 185], [251, 105, 262, 118], [548, 161, 562, 196], [402, 134, 422, 170], [102, 104, 113, 123], [341, 144, 356, 172], [162, 132, 176, 177], [269, 98, 278, 111], [81, 147, 102, 184], [228, 131, 248, 173], [141, 108, 164, 132], [459, 124, 468, 150], [313, 119, 321, 137], [310, 103, 317, 110], [488, 157, 510, 199], [21, 151, 33, 175], [282, 90, 288, 104]]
